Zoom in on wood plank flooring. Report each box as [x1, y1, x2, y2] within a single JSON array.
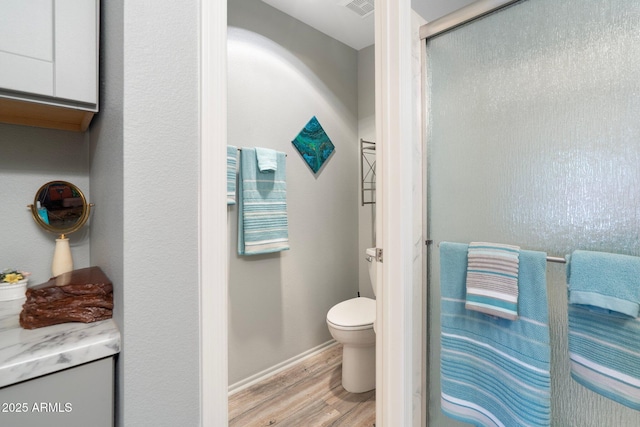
[[229, 344, 376, 427]]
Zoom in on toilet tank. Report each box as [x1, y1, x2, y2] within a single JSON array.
[[366, 248, 377, 297]]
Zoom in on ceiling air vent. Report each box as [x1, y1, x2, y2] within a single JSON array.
[[339, 0, 374, 18]]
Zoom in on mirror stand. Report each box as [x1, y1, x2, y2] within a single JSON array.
[[28, 181, 93, 277], [52, 234, 73, 276]]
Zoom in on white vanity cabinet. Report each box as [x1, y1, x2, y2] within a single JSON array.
[[0, 0, 99, 132]]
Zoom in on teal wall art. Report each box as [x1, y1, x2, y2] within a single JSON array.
[[292, 116, 335, 173]]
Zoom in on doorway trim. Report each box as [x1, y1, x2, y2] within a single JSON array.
[[200, 0, 417, 425], [374, 0, 417, 425], [200, 0, 228, 425]]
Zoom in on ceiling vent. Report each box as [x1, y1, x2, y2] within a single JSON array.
[[339, 0, 374, 18]]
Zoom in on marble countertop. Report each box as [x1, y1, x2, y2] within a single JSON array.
[[0, 297, 120, 388]]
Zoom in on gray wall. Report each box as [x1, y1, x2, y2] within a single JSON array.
[[412, 0, 476, 22], [228, 0, 360, 386], [357, 45, 376, 299], [122, 0, 200, 425], [0, 124, 90, 285], [89, 0, 124, 424], [91, 0, 201, 425]]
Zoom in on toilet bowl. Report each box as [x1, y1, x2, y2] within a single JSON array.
[[327, 297, 376, 393], [326, 248, 377, 393]]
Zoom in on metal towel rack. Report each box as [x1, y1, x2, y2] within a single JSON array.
[[427, 240, 567, 264], [360, 139, 376, 205]]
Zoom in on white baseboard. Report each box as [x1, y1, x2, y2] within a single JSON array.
[[228, 340, 338, 396]]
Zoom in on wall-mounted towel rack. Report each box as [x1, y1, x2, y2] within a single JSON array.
[[237, 148, 287, 157], [361, 139, 376, 205]]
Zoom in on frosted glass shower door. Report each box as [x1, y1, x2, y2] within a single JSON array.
[[426, 0, 640, 426]]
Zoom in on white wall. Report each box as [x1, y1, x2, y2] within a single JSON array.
[[227, 0, 360, 386]]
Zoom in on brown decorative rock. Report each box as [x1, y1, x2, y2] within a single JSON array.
[[20, 267, 113, 330]]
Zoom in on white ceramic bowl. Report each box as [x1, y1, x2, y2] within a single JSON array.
[[0, 279, 28, 301]]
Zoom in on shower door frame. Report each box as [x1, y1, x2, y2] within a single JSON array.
[[199, 0, 419, 426]]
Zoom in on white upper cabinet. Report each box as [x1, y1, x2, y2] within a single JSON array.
[[54, 0, 98, 105], [0, 0, 98, 108], [0, 0, 55, 97]]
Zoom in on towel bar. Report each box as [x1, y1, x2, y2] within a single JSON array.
[[429, 241, 567, 264], [237, 148, 286, 157], [361, 139, 376, 206]]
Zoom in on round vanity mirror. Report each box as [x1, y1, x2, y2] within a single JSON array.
[[29, 181, 92, 237]]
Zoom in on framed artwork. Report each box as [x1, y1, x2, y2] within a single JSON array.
[[292, 116, 335, 173]]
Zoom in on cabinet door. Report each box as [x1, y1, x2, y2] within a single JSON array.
[[0, 0, 54, 96], [0, 357, 114, 427], [55, 0, 98, 104], [0, 0, 97, 106]]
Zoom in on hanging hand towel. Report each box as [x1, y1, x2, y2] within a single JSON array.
[[567, 250, 640, 410], [567, 250, 640, 317], [440, 242, 550, 427], [465, 242, 520, 320], [237, 147, 289, 255], [255, 147, 278, 172], [227, 145, 238, 205]]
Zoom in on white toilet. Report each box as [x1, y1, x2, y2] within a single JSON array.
[[326, 248, 377, 393]]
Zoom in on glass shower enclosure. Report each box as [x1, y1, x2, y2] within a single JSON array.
[[425, 0, 640, 425]]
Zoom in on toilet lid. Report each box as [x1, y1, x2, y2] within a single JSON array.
[[327, 297, 376, 328]]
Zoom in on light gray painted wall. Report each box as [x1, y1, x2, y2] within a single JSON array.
[[91, 0, 201, 425], [89, 0, 123, 424], [412, 0, 476, 22], [228, 0, 360, 385], [357, 44, 376, 299], [0, 124, 90, 285], [120, 0, 200, 425]]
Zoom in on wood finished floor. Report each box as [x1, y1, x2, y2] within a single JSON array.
[[229, 344, 376, 427]]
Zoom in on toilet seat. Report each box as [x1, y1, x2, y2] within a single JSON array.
[[327, 297, 375, 331]]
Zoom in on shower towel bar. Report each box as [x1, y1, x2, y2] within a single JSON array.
[[428, 240, 567, 264]]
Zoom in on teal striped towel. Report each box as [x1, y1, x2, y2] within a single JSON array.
[[567, 250, 640, 409], [238, 148, 289, 255], [440, 242, 550, 427], [227, 145, 238, 205], [466, 242, 520, 320]]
